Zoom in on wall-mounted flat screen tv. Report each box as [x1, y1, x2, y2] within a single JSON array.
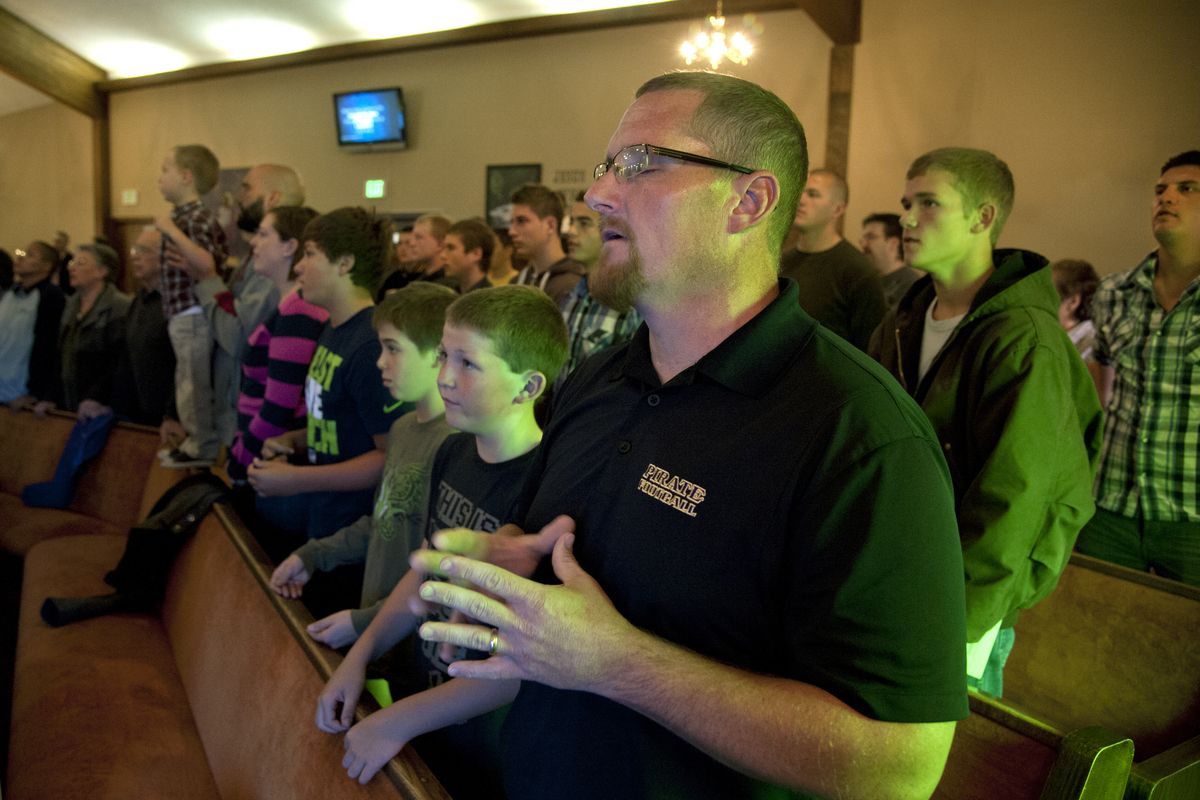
[[334, 88, 407, 151]]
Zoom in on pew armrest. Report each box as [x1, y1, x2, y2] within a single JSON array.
[[1128, 735, 1200, 800], [1039, 725, 1133, 800]]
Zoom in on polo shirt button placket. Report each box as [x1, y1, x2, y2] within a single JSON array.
[[646, 394, 661, 407], [617, 440, 632, 455]]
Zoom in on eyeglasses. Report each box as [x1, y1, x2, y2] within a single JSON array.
[[593, 144, 755, 183]]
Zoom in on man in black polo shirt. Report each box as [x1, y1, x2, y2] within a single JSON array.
[[414, 72, 967, 799]]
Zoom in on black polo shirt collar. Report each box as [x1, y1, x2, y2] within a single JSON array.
[[612, 278, 816, 397]]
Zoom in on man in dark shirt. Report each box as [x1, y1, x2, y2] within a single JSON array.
[[509, 184, 585, 308], [780, 169, 885, 350], [861, 212, 920, 310], [106, 227, 176, 426], [415, 72, 967, 800]]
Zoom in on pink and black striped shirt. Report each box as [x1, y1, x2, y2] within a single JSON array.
[[227, 289, 328, 480]]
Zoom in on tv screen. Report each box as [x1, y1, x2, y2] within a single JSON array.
[[334, 88, 407, 150]]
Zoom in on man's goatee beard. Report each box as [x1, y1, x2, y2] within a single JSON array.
[[589, 255, 645, 313]]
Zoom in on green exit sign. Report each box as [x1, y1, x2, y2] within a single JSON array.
[[364, 179, 386, 199]]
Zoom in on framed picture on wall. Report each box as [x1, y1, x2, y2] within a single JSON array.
[[486, 163, 541, 228]]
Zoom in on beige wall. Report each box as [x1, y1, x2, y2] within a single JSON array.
[[108, 10, 829, 223], [0, 101, 95, 253], [847, 0, 1200, 276]]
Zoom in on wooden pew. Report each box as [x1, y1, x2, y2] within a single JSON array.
[[935, 691, 1133, 800], [1003, 554, 1200, 799], [8, 495, 449, 799], [0, 409, 182, 557], [1127, 735, 1200, 799], [1, 406, 471, 798]]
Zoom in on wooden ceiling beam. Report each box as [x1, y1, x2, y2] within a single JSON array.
[[0, 6, 105, 118], [794, 0, 861, 45]]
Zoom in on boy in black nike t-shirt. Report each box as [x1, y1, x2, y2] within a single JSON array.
[[315, 285, 567, 793]]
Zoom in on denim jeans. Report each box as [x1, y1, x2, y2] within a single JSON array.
[[966, 626, 1016, 698], [1075, 506, 1200, 587]]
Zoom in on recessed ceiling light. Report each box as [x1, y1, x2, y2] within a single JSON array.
[[207, 19, 317, 61], [87, 40, 190, 79], [87, 40, 192, 79]]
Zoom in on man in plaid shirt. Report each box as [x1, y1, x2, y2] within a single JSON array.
[[155, 144, 228, 468], [1077, 150, 1200, 586], [555, 193, 641, 391]]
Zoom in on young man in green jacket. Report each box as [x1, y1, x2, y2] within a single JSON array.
[[869, 147, 1103, 696]]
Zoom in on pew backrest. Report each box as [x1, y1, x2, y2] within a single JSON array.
[[163, 504, 451, 799], [935, 691, 1133, 800], [1004, 554, 1200, 758]]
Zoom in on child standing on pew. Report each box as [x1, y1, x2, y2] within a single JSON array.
[[315, 285, 567, 794], [155, 144, 228, 468], [267, 282, 459, 648]]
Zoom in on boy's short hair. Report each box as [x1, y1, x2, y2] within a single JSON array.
[[303, 207, 389, 294], [510, 184, 565, 229], [907, 148, 1014, 245], [446, 284, 568, 386], [863, 212, 902, 240], [268, 206, 319, 267], [447, 218, 495, 269], [1161, 150, 1200, 173], [77, 243, 119, 279], [172, 145, 220, 195], [416, 214, 452, 242], [373, 282, 458, 354]]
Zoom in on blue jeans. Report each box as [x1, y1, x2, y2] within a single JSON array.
[[1075, 506, 1200, 587], [966, 626, 1015, 698]]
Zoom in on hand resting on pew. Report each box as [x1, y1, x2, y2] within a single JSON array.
[[269, 553, 311, 599], [307, 609, 359, 648]]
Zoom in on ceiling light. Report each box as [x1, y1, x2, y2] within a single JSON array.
[[87, 40, 191, 78], [207, 19, 317, 61], [680, 2, 757, 70]]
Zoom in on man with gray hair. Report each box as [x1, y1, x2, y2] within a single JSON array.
[[407, 73, 968, 799]]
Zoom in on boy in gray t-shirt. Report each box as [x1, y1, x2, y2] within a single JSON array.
[[269, 283, 459, 646]]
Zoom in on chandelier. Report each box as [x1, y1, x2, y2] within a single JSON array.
[[679, 1, 755, 70]]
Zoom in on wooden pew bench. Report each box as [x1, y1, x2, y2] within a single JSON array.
[[0, 409, 180, 558], [7, 502, 449, 799], [1003, 554, 1200, 798], [2, 407, 447, 798], [0, 408, 183, 783], [936, 691, 1133, 800]]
